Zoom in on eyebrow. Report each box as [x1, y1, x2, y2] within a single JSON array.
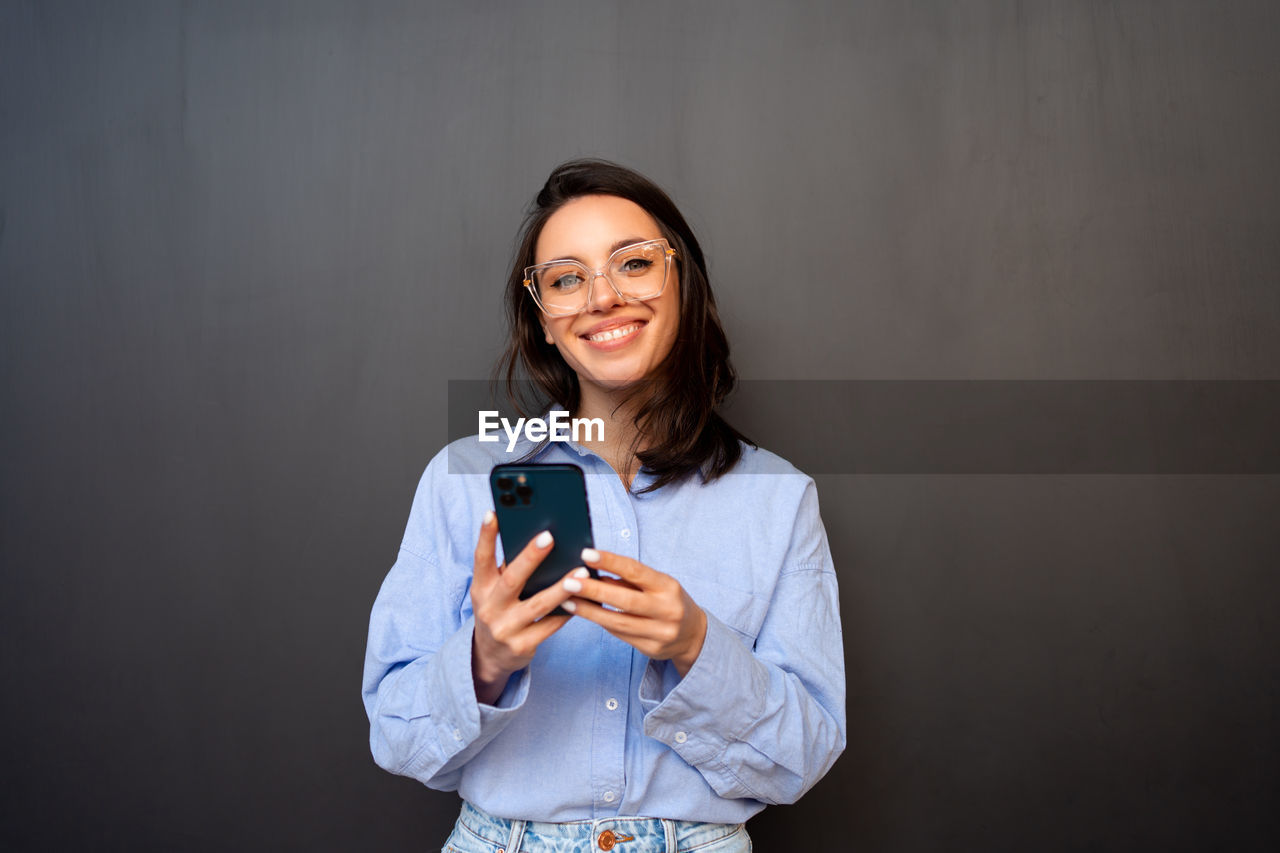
[[541, 237, 654, 265]]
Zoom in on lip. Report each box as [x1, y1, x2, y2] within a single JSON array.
[[580, 317, 647, 337], [578, 318, 647, 351]]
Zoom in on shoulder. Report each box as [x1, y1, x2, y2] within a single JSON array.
[[399, 435, 507, 565], [717, 442, 815, 503], [728, 441, 810, 479], [684, 440, 819, 518], [417, 430, 553, 484], [409, 432, 548, 516], [424, 433, 517, 478], [723, 441, 825, 531], [406, 433, 518, 520]]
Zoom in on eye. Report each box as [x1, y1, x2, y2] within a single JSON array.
[[619, 257, 654, 274], [549, 273, 584, 291]]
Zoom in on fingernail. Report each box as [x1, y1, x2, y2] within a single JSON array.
[[562, 578, 583, 593], [572, 567, 590, 579], [581, 548, 600, 563], [483, 510, 496, 526], [535, 530, 553, 548], [562, 600, 577, 613]]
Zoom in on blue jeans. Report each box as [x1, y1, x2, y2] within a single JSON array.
[[442, 800, 752, 853]]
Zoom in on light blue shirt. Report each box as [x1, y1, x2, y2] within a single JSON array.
[[361, 431, 846, 824]]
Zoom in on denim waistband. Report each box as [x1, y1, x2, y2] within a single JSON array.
[[455, 799, 747, 853]]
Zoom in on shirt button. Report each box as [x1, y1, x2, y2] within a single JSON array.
[[606, 698, 619, 711], [619, 528, 631, 539], [453, 728, 462, 741], [602, 791, 615, 803], [674, 731, 688, 743]]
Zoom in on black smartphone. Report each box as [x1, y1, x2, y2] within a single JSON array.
[[489, 463, 597, 609]]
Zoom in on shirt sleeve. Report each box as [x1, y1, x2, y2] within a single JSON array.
[[637, 479, 847, 804], [361, 465, 530, 789]]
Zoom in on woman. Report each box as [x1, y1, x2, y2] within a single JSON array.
[[362, 159, 845, 852]]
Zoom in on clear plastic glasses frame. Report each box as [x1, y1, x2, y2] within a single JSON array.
[[523, 238, 677, 317]]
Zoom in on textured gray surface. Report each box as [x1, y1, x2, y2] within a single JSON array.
[[2, 1, 1278, 849]]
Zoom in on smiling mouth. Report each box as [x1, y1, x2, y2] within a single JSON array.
[[584, 323, 644, 343]]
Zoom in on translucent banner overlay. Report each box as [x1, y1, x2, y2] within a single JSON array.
[[448, 380, 1280, 474]]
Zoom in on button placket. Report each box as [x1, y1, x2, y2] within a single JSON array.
[[586, 471, 633, 815]]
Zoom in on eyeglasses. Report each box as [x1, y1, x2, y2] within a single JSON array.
[[523, 238, 676, 317]]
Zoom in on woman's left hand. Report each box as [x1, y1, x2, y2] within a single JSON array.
[[560, 548, 708, 677]]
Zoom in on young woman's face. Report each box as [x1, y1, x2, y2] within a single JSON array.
[[534, 195, 680, 396]]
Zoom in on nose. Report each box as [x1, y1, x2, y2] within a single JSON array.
[[585, 271, 626, 313]]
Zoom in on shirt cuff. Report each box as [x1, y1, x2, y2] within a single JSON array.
[[480, 662, 530, 718], [638, 610, 768, 766], [413, 616, 529, 772]]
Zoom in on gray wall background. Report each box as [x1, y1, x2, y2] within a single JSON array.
[[2, 1, 1278, 850]]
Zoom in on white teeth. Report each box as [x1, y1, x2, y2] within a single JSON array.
[[587, 324, 640, 343]]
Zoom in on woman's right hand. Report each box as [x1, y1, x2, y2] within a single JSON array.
[[470, 510, 581, 705]]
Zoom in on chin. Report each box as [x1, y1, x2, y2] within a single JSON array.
[[567, 352, 641, 386], [583, 373, 646, 392], [577, 363, 661, 392]]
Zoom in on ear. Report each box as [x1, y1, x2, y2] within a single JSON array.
[[541, 324, 554, 345]]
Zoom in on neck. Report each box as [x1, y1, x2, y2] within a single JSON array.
[[573, 382, 652, 487]]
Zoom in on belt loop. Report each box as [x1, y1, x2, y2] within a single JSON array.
[[662, 818, 676, 853], [505, 817, 525, 853]]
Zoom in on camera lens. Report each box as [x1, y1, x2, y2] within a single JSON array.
[[516, 484, 532, 498], [496, 477, 513, 490], [499, 493, 516, 507]]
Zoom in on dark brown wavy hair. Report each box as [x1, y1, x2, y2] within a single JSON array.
[[495, 158, 751, 493]]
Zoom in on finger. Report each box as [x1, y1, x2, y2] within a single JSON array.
[[562, 596, 653, 637], [580, 548, 663, 589], [512, 607, 573, 648], [560, 573, 660, 617], [498, 529, 554, 596], [473, 510, 500, 586], [516, 567, 587, 624], [591, 576, 643, 592]]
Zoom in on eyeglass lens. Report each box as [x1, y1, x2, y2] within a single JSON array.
[[531, 241, 669, 314]]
